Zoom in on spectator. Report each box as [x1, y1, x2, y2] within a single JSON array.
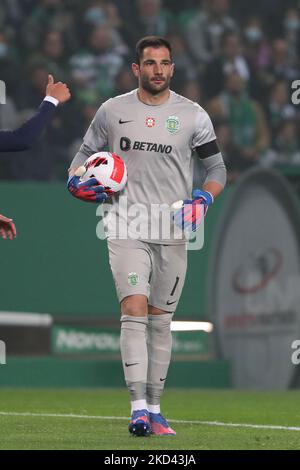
[[166, 32, 197, 93], [20, 62, 51, 108], [207, 71, 270, 166], [69, 25, 127, 99], [283, 7, 300, 66], [83, 0, 122, 30], [263, 119, 300, 167], [30, 30, 68, 82], [22, 0, 78, 52], [180, 80, 203, 103], [0, 30, 21, 99], [243, 17, 271, 74], [204, 31, 250, 99], [242, 16, 272, 102], [121, 0, 174, 50], [231, 0, 286, 37], [184, 0, 237, 74], [266, 38, 299, 84], [268, 80, 297, 139], [115, 68, 136, 96], [215, 121, 244, 182], [82, 1, 125, 54]]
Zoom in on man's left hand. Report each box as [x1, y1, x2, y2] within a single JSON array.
[[173, 189, 214, 232]]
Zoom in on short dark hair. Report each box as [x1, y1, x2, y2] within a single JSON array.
[[135, 36, 173, 64]]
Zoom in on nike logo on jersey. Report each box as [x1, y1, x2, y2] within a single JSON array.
[[119, 119, 134, 124], [160, 377, 167, 381], [166, 300, 177, 305], [125, 362, 139, 367]]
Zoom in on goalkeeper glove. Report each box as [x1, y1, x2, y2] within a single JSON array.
[[173, 189, 213, 232], [67, 174, 108, 204]]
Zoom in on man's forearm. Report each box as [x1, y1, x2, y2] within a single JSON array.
[[203, 180, 224, 199], [70, 142, 97, 170], [0, 99, 57, 152], [201, 152, 227, 193]]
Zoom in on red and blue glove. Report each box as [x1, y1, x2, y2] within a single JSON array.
[[173, 189, 213, 232], [67, 174, 108, 204]]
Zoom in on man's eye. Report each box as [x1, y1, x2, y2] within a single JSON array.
[[144, 62, 171, 66]]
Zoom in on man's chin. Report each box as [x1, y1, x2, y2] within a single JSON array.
[[147, 82, 169, 95]]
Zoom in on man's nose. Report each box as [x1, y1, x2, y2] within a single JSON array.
[[153, 63, 163, 74]]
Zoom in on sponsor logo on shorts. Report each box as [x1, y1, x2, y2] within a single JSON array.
[[128, 272, 139, 286]]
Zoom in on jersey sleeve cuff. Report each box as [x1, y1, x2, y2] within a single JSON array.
[[44, 96, 59, 107]]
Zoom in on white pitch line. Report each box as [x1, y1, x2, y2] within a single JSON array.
[[0, 411, 300, 432]]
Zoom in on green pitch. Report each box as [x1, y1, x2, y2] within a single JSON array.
[[0, 388, 299, 450]]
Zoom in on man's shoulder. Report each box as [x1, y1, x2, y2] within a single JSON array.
[[103, 90, 137, 110], [170, 91, 207, 115]]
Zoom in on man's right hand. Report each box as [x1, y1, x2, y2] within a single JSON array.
[[67, 167, 108, 203], [46, 74, 71, 103], [0, 214, 17, 240]]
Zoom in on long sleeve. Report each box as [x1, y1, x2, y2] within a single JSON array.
[[70, 103, 108, 169], [192, 107, 227, 188], [0, 99, 57, 152]]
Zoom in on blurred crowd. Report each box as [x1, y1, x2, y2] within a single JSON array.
[[0, 0, 300, 182]]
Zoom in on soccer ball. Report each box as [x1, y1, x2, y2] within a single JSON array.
[[82, 152, 127, 195]]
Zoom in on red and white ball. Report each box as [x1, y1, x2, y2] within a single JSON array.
[[82, 152, 127, 195]]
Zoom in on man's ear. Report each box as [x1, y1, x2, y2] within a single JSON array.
[[132, 63, 140, 78], [170, 62, 175, 78]]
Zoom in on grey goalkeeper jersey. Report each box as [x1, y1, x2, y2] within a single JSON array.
[[71, 89, 226, 244]]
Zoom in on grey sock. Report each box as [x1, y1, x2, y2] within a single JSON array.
[[146, 313, 173, 406], [120, 315, 148, 401]]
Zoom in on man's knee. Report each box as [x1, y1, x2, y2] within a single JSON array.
[[121, 294, 148, 317], [148, 305, 168, 315]]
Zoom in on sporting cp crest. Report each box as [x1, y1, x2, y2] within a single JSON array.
[[166, 115, 180, 134], [128, 272, 139, 286]]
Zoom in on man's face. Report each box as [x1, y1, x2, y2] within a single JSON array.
[[210, 0, 229, 16], [132, 46, 174, 95], [224, 35, 240, 59], [226, 72, 244, 96]]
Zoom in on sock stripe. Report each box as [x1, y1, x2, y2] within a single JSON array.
[[121, 320, 148, 325]]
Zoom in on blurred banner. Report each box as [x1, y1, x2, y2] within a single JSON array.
[[210, 168, 300, 389]]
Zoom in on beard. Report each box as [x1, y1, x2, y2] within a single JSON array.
[[140, 74, 171, 95]]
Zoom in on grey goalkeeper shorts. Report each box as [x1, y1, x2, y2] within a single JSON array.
[[107, 239, 187, 312]]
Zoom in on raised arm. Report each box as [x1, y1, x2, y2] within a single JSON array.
[[0, 75, 70, 152]]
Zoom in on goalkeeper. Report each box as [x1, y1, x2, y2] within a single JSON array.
[[68, 36, 226, 437]]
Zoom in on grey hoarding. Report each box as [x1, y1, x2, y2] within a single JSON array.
[[209, 168, 300, 389]]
